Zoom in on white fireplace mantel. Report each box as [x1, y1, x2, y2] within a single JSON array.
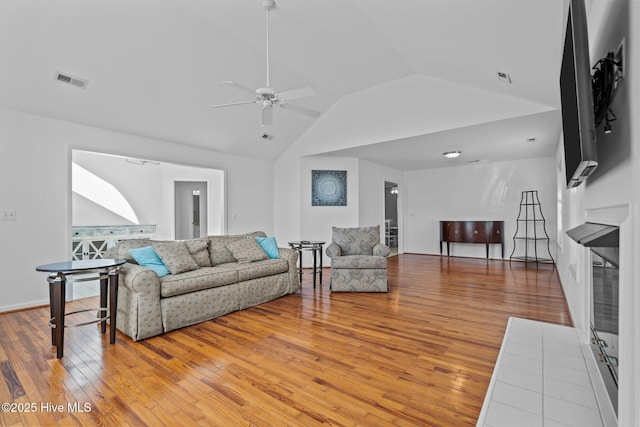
[[584, 204, 629, 226]]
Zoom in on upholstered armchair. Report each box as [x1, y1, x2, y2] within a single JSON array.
[[326, 225, 390, 292]]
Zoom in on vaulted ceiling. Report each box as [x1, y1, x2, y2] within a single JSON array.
[[0, 0, 569, 170]]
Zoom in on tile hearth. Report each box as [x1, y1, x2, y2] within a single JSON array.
[[477, 317, 616, 427]]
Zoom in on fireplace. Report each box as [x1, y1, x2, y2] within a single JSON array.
[[591, 246, 619, 413], [567, 222, 619, 414]]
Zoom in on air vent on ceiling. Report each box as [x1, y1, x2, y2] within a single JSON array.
[[496, 70, 512, 84], [55, 72, 89, 89]]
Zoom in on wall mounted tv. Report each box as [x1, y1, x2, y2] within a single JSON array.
[[560, 0, 598, 188]]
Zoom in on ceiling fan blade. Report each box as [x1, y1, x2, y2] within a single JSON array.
[[262, 104, 273, 126], [222, 81, 258, 97], [278, 87, 315, 101], [279, 102, 321, 118], [209, 100, 257, 109]]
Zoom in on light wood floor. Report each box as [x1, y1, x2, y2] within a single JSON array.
[[0, 254, 571, 426]]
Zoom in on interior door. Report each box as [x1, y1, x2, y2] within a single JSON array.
[[384, 181, 399, 254], [175, 181, 208, 239]]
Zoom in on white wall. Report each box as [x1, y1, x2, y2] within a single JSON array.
[[0, 108, 274, 312], [405, 157, 557, 260], [72, 152, 234, 241], [358, 159, 404, 235], [300, 156, 359, 247], [160, 162, 225, 239], [73, 151, 163, 226], [554, 1, 640, 424], [296, 157, 404, 268], [274, 108, 405, 268], [273, 146, 302, 248], [73, 154, 228, 240]]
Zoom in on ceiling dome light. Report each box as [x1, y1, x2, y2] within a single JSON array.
[[443, 151, 462, 159]]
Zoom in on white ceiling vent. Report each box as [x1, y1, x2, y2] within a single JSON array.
[[55, 71, 89, 89], [495, 70, 512, 84]]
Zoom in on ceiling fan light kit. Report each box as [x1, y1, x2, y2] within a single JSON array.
[[209, 0, 321, 128]]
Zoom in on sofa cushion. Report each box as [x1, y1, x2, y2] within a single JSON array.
[[255, 236, 280, 259], [128, 246, 171, 277], [226, 237, 269, 264], [159, 267, 238, 298], [332, 225, 381, 256], [114, 239, 154, 263], [208, 232, 267, 265], [184, 238, 211, 267], [331, 255, 387, 269], [153, 241, 200, 274], [217, 258, 289, 282]]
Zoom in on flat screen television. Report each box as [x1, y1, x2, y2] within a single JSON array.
[[560, 0, 598, 188]]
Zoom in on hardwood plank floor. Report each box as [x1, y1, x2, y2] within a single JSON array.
[[0, 254, 571, 426]]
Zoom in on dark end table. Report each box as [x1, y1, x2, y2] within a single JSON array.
[[36, 258, 126, 358], [288, 241, 325, 288]]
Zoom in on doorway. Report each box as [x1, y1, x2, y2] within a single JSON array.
[[175, 181, 208, 239], [384, 181, 399, 256]]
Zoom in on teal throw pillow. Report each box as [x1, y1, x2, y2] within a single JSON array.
[[129, 246, 171, 277], [255, 236, 280, 259]]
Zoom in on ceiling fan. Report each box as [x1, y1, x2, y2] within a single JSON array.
[[209, 0, 321, 127]]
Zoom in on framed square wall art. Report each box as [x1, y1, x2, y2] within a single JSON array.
[[311, 170, 347, 206]]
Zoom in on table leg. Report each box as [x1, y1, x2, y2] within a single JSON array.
[[109, 269, 119, 344], [486, 243, 490, 259], [312, 248, 317, 289], [99, 272, 108, 334], [48, 276, 56, 346], [50, 273, 65, 358], [298, 249, 303, 285], [319, 245, 323, 285]]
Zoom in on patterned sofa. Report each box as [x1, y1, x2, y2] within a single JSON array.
[[104, 231, 300, 341], [326, 225, 390, 292]]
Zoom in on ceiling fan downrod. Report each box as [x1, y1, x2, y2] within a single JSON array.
[[263, 0, 275, 89]]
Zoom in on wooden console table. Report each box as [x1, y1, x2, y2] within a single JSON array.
[[440, 220, 504, 259]]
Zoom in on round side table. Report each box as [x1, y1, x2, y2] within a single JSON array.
[[36, 258, 126, 358], [288, 241, 325, 288]]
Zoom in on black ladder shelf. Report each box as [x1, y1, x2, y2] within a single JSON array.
[[510, 190, 555, 268]]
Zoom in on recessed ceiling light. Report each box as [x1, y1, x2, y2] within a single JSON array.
[[443, 151, 462, 159]]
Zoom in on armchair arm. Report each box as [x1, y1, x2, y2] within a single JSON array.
[[373, 243, 390, 257], [326, 242, 342, 258]]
